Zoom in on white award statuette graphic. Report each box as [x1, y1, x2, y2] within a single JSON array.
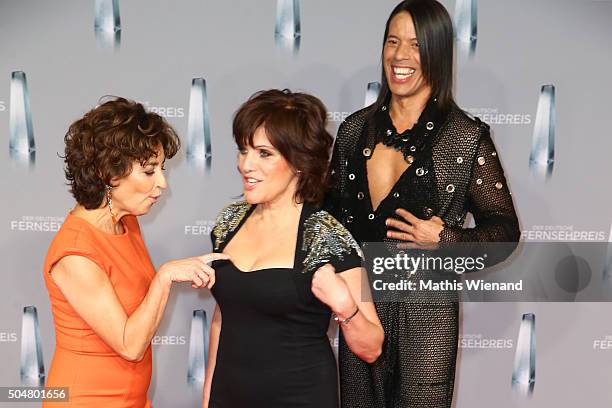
[[511, 313, 535, 397], [187, 309, 209, 384], [364, 82, 381, 108], [454, 0, 477, 58], [10, 71, 36, 164], [187, 78, 212, 170], [94, 0, 121, 49], [529, 84, 555, 181], [274, 0, 301, 54], [21, 306, 45, 386]]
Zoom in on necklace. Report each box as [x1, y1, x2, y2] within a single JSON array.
[[377, 98, 438, 161]]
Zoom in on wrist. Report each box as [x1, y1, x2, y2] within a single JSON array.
[[333, 305, 360, 325], [332, 295, 357, 319]]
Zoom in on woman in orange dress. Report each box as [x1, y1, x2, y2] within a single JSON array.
[[42, 97, 228, 407]]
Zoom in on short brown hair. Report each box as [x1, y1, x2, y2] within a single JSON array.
[[233, 89, 333, 205], [63, 97, 180, 209]]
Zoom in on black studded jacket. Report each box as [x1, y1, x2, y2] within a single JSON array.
[[324, 103, 520, 264]]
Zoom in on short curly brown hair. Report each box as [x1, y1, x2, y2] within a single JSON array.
[[63, 97, 180, 209], [233, 89, 333, 205]]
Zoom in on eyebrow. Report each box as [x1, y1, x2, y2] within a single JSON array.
[[253, 144, 277, 150], [387, 34, 418, 41], [144, 159, 165, 167]]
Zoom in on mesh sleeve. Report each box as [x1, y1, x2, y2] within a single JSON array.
[[439, 126, 520, 246]]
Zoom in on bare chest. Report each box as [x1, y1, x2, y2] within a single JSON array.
[[366, 143, 411, 211]]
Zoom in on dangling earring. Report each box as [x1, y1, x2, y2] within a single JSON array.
[[106, 185, 118, 224]]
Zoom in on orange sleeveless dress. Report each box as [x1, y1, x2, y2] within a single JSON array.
[[42, 213, 156, 407]]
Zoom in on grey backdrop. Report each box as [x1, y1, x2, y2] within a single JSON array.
[[1, 0, 611, 407]]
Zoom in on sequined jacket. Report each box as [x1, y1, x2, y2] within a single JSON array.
[[211, 201, 363, 277], [324, 105, 520, 265]]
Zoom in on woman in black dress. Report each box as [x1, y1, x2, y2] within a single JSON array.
[[325, 1, 520, 407], [202, 89, 384, 408]]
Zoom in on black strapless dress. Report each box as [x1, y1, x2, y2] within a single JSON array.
[[208, 202, 363, 408]]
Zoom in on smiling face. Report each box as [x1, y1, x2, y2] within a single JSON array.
[[383, 11, 432, 102], [237, 126, 298, 206], [109, 146, 167, 217]]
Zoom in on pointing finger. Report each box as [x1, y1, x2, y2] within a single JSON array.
[[200, 253, 231, 263]]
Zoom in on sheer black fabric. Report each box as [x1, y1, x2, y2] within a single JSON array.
[[324, 103, 520, 408]]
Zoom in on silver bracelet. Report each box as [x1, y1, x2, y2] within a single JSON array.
[[333, 306, 360, 325]]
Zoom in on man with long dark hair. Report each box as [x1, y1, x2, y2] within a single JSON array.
[[325, 1, 520, 406]]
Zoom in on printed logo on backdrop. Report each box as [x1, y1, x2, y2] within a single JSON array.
[[0, 331, 18, 343], [521, 225, 607, 241], [593, 335, 612, 350], [328, 336, 338, 349], [10, 216, 64, 233], [143, 102, 185, 119], [327, 111, 351, 124], [185, 220, 215, 236], [460, 333, 513, 349], [327, 323, 339, 350], [466, 108, 532, 126], [152, 335, 187, 346], [0, 100, 6, 112]]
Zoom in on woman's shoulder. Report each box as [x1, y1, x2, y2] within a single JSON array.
[[301, 208, 363, 274], [213, 200, 251, 226], [43, 215, 103, 274], [51, 214, 98, 248], [211, 200, 252, 250]]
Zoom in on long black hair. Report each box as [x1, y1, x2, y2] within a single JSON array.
[[370, 0, 458, 116]]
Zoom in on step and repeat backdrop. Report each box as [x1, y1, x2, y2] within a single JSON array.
[[1, 0, 611, 406]]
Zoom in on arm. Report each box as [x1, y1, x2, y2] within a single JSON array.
[[202, 305, 221, 408], [337, 267, 384, 363], [440, 127, 520, 244], [312, 265, 383, 363], [50, 252, 228, 362], [438, 127, 521, 265], [387, 127, 520, 263]]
